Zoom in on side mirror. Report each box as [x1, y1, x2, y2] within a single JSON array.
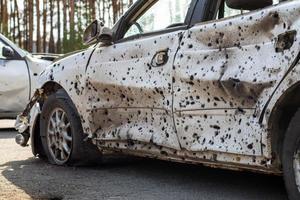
[[226, 0, 273, 10], [83, 20, 113, 46], [2, 46, 15, 58]]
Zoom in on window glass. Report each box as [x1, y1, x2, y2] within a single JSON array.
[[125, 0, 192, 38], [220, 0, 280, 19]]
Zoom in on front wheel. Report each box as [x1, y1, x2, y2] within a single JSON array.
[[40, 89, 100, 166], [282, 109, 300, 200]]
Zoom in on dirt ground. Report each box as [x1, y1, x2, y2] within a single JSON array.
[[0, 120, 289, 200]]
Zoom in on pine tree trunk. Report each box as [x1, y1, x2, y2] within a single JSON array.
[[62, 0, 68, 53], [56, 0, 61, 53], [69, 0, 75, 51], [102, 0, 105, 22], [49, 0, 55, 53], [10, 0, 15, 41], [2, 0, 8, 37], [36, 0, 41, 52], [0, 0, 2, 32], [89, 0, 95, 20], [96, 1, 101, 21], [28, 0, 33, 51], [43, 0, 47, 52], [85, 0, 89, 25], [14, 0, 21, 47], [112, 0, 117, 24], [23, 0, 28, 49]]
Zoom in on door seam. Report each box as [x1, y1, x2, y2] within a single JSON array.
[[171, 31, 187, 150]]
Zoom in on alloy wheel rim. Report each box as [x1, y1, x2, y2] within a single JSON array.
[[47, 108, 72, 164]]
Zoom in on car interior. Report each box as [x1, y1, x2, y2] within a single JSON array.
[[119, 0, 285, 42]]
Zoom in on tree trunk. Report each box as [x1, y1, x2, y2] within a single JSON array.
[[23, 0, 28, 49], [10, 0, 15, 41], [69, 0, 75, 50], [36, 0, 41, 52], [102, 0, 105, 22], [28, 0, 33, 52], [43, 0, 47, 52], [49, 0, 55, 53], [14, 0, 21, 47], [96, 1, 101, 21], [112, 0, 117, 24], [0, 0, 2, 32], [2, 0, 8, 36], [56, 0, 61, 53], [62, 0, 68, 53], [85, 0, 89, 25], [89, 0, 95, 20]]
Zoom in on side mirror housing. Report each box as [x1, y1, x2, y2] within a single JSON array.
[[2, 46, 15, 58], [83, 20, 113, 46], [226, 0, 273, 10]]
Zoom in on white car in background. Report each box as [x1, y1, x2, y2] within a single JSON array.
[[0, 33, 60, 119]]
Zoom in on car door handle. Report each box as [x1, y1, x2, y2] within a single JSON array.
[[150, 48, 169, 68]]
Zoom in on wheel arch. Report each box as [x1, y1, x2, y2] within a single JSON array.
[[31, 81, 69, 156], [268, 81, 300, 167]]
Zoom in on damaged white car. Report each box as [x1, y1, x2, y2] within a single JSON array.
[[15, 0, 300, 199], [0, 33, 59, 119]]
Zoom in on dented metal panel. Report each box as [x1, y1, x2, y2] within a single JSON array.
[[85, 31, 183, 150], [173, 1, 300, 162]]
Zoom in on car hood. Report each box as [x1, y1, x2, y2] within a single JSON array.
[[26, 55, 53, 76], [31, 53, 63, 62]]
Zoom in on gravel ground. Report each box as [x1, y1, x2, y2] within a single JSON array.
[[0, 120, 289, 200]]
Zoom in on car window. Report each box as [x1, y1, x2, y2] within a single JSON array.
[[218, 0, 280, 19], [124, 0, 192, 38], [0, 40, 6, 59]]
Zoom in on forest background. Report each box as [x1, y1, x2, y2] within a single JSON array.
[[0, 0, 136, 53]]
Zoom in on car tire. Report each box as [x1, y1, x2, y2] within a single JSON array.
[[40, 89, 100, 166], [282, 109, 300, 200]]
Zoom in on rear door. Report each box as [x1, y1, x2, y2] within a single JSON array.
[[0, 39, 30, 118], [173, 1, 300, 157], [86, 0, 193, 150]]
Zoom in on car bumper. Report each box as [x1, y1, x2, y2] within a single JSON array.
[[15, 89, 43, 146]]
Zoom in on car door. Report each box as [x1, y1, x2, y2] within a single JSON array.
[[0, 39, 30, 118], [86, 0, 193, 150], [173, 1, 300, 157]]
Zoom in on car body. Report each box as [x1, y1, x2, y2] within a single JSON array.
[[0, 33, 60, 119], [14, 0, 300, 199]]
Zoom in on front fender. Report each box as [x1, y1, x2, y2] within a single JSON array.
[[37, 48, 95, 136]]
